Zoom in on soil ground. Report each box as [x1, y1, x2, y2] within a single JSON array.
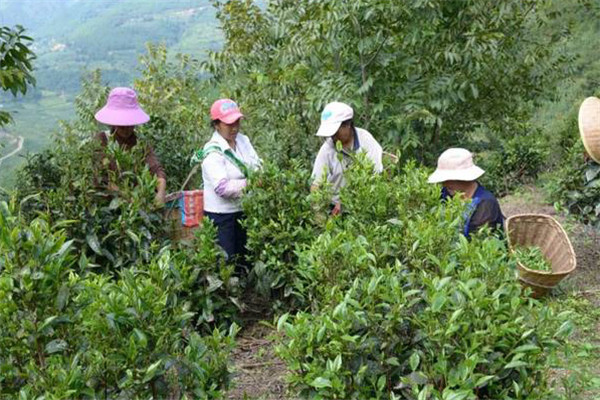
[[225, 186, 600, 399]]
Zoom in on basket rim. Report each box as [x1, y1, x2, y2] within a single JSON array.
[[505, 213, 577, 276], [518, 276, 555, 289]]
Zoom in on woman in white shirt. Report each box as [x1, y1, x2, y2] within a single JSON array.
[[200, 99, 261, 267]]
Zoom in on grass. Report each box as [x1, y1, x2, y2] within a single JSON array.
[[547, 292, 600, 399]]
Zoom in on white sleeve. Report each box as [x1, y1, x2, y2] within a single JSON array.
[[311, 144, 330, 185], [369, 141, 384, 173], [202, 152, 228, 187]]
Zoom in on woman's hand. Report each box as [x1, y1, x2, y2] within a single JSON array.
[[331, 202, 342, 216]]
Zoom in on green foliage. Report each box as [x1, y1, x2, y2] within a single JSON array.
[[274, 161, 571, 399], [208, 0, 569, 164], [13, 72, 167, 269], [545, 141, 600, 229], [241, 160, 330, 309], [16, 135, 165, 269], [73, 252, 237, 399], [515, 246, 553, 272], [0, 200, 237, 398], [169, 221, 243, 330], [135, 44, 212, 190], [479, 131, 549, 196], [0, 200, 78, 394], [0, 25, 36, 126]]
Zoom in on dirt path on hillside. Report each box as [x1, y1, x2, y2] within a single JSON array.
[[0, 132, 24, 165], [227, 323, 290, 400], [226, 186, 600, 399]]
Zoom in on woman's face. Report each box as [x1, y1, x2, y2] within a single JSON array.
[[112, 125, 135, 139], [215, 119, 241, 142], [332, 122, 353, 146]]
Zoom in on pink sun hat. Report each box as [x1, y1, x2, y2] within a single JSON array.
[[428, 148, 485, 183], [210, 99, 244, 124], [94, 87, 150, 126]]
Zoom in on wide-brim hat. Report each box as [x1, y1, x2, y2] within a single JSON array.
[[95, 87, 150, 126], [578, 96, 600, 163], [428, 148, 485, 183]]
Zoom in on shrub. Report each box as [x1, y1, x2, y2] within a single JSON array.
[[0, 200, 237, 398], [15, 128, 167, 270], [275, 162, 571, 399], [478, 130, 548, 196], [545, 141, 600, 229], [169, 220, 243, 331], [73, 252, 237, 399], [241, 160, 330, 309], [0, 200, 79, 394]]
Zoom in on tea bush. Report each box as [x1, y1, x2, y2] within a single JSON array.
[[168, 220, 243, 330], [547, 145, 600, 229], [0, 200, 79, 394], [275, 162, 571, 399], [0, 200, 237, 398], [73, 252, 237, 399], [16, 135, 166, 270], [478, 132, 549, 196], [241, 160, 330, 309]]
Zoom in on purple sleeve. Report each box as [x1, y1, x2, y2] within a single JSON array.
[[214, 178, 247, 198]]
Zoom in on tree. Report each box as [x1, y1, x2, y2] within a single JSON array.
[[205, 0, 571, 164], [0, 25, 36, 126]]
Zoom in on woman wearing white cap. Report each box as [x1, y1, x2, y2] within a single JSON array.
[[311, 101, 383, 214], [428, 148, 504, 238]]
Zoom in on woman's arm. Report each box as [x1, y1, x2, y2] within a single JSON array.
[[203, 153, 246, 198]]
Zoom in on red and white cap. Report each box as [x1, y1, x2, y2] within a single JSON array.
[[210, 99, 244, 124], [316, 102, 354, 137], [428, 148, 485, 183]]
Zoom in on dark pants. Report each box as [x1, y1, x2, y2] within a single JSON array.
[[204, 211, 247, 267]]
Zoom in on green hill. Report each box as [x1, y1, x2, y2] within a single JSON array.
[[0, 0, 221, 185]]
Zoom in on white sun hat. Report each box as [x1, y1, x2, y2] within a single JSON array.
[[428, 148, 485, 183], [316, 102, 354, 137]]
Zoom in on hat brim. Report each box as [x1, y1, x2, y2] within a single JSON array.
[[220, 112, 244, 124], [316, 121, 341, 137], [578, 96, 600, 163], [95, 107, 150, 126], [428, 166, 485, 184]]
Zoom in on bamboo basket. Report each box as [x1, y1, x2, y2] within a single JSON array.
[[505, 214, 577, 298], [164, 190, 203, 242], [578, 96, 600, 163]]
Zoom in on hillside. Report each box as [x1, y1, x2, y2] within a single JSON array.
[[1, 0, 220, 93], [0, 0, 221, 184]]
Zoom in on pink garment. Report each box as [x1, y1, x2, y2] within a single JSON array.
[[215, 178, 247, 198]]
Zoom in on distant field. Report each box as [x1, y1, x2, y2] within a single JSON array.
[[0, 0, 222, 187], [0, 92, 74, 187]]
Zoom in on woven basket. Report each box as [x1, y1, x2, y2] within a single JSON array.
[[164, 190, 203, 242], [505, 214, 577, 298], [578, 96, 600, 163]]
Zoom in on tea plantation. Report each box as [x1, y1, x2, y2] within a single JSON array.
[[2, 0, 600, 399]]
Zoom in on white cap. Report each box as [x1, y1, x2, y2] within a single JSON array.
[[428, 148, 485, 183], [316, 102, 354, 137]]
